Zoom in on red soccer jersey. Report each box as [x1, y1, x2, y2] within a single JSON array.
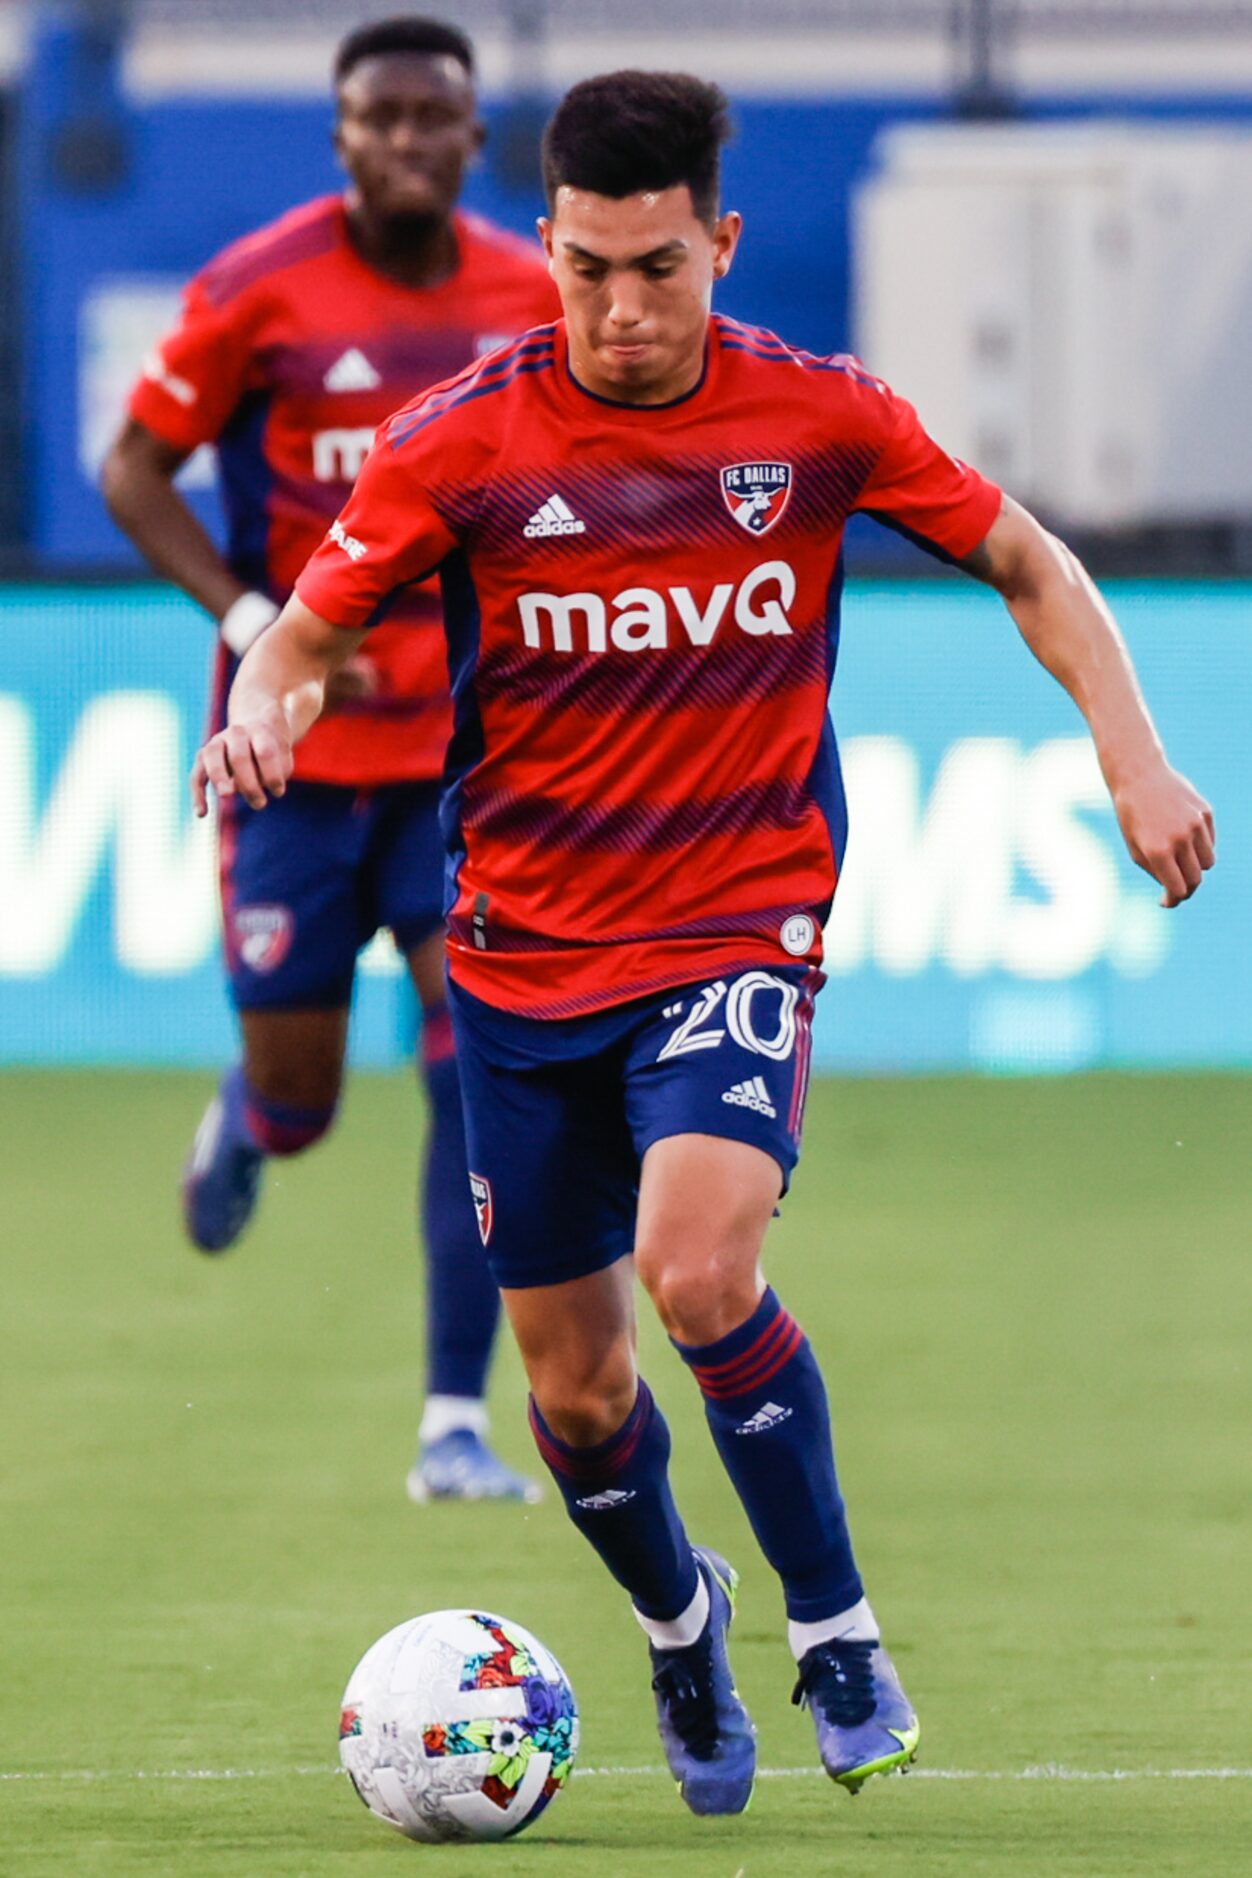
[[296, 314, 1001, 1015], [128, 194, 559, 786]]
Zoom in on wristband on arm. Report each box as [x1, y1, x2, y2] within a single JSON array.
[[219, 591, 280, 656]]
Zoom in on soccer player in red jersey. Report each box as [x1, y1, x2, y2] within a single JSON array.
[[102, 17, 559, 1504], [188, 72, 1215, 1807]]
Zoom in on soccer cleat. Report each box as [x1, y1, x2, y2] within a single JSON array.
[[406, 1429, 544, 1505], [792, 1637, 919, 1793], [649, 1548, 757, 1816], [181, 1077, 264, 1254]]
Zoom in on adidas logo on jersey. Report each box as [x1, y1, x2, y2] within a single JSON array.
[[324, 347, 381, 393], [721, 1075, 776, 1118], [735, 1401, 793, 1435], [524, 493, 586, 538], [574, 1488, 637, 1511]]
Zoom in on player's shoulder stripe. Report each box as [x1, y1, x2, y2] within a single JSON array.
[[384, 326, 558, 450], [199, 196, 342, 308], [716, 315, 883, 388]]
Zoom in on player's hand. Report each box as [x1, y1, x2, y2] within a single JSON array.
[[191, 702, 294, 817], [323, 654, 379, 709], [1112, 763, 1215, 907]]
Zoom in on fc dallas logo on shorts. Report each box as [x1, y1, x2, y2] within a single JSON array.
[[469, 1172, 493, 1246], [234, 904, 293, 973], [720, 461, 793, 536]]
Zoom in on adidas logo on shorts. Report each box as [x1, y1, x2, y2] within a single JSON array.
[[574, 1488, 636, 1510], [734, 1401, 793, 1435], [721, 1075, 776, 1119], [524, 493, 586, 538]]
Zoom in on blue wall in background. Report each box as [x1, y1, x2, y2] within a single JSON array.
[[1, 580, 1244, 1072], [17, 17, 1252, 566]]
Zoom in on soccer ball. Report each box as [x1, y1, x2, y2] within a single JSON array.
[[337, 1609, 579, 1843]]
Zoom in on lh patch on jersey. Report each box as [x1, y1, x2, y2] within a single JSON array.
[[234, 904, 293, 973], [469, 1172, 494, 1246], [720, 461, 793, 536]]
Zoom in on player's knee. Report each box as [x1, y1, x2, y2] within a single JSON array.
[[528, 1359, 637, 1450], [637, 1246, 761, 1347]]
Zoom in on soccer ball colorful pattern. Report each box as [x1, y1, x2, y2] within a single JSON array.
[[338, 1610, 579, 1843]]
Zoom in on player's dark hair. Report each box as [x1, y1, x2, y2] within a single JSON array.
[[334, 15, 475, 87], [542, 71, 732, 228]]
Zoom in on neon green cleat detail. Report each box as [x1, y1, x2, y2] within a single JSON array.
[[835, 1719, 921, 1793], [792, 1640, 920, 1793]]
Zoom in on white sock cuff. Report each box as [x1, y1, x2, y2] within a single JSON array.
[[634, 1572, 710, 1651], [419, 1395, 488, 1445], [788, 1597, 878, 1660]]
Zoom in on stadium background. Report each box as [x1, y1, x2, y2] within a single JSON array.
[[1, 0, 1248, 1072]]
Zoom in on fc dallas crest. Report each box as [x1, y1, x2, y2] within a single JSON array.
[[720, 461, 793, 536], [234, 903, 293, 973], [469, 1172, 493, 1246]]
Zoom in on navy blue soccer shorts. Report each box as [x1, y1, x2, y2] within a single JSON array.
[[448, 966, 820, 1291], [218, 779, 445, 1011]]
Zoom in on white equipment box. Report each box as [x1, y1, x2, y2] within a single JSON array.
[[854, 124, 1252, 527]]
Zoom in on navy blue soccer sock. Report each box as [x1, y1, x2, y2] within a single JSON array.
[[675, 1288, 865, 1624], [238, 1067, 335, 1156], [418, 1006, 500, 1403], [529, 1381, 700, 1622]]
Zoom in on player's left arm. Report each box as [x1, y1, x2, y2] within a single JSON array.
[[962, 494, 1215, 906]]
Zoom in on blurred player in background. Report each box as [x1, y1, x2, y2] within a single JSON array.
[[102, 16, 559, 1503], [187, 73, 1214, 1810]]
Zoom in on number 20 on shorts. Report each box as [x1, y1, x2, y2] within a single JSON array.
[[657, 972, 800, 1064]]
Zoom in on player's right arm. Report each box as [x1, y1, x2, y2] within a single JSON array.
[[100, 417, 250, 624], [190, 598, 365, 817], [100, 276, 279, 654]]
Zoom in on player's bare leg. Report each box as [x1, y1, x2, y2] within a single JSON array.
[[243, 1006, 350, 1108], [506, 1261, 756, 1815], [636, 1132, 919, 1794], [632, 1133, 776, 1345], [503, 1260, 639, 1447], [182, 1007, 347, 1253], [404, 932, 538, 1505]]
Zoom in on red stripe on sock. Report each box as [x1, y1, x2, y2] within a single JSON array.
[[690, 1308, 794, 1393], [694, 1319, 805, 1400], [421, 1006, 455, 1066], [528, 1398, 647, 1484], [716, 1319, 805, 1398], [690, 1309, 787, 1383], [242, 1099, 331, 1157]]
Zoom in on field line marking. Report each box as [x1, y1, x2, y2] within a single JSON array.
[[3, 1765, 1252, 1785]]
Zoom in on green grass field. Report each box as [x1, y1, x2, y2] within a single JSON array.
[[3, 1069, 1250, 1876]]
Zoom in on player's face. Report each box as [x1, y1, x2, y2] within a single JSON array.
[[335, 53, 483, 227], [540, 185, 741, 404]]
